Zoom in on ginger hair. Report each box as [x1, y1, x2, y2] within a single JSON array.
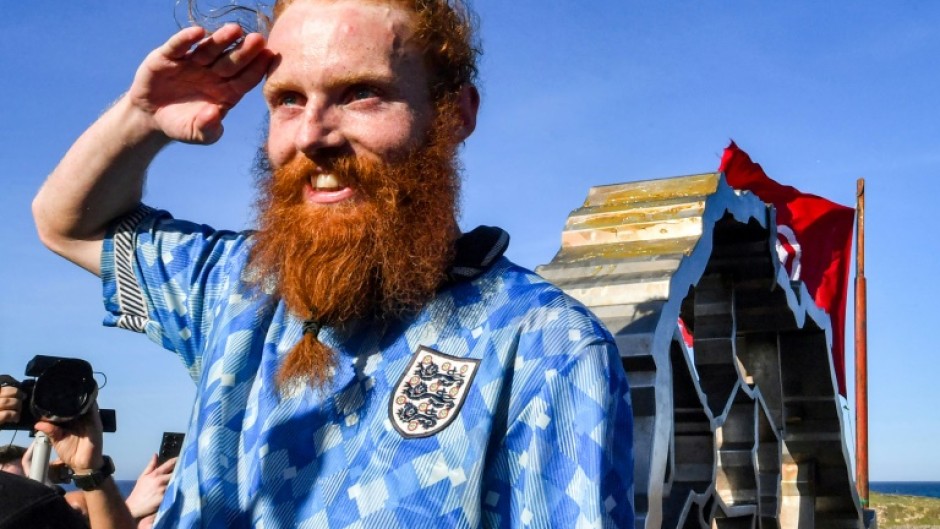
[[271, 0, 481, 99], [185, 0, 480, 98]]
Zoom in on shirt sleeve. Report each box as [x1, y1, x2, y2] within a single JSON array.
[[101, 205, 252, 381], [482, 330, 635, 528]]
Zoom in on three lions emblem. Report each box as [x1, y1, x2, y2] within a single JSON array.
[[389, 346, 480, 438]]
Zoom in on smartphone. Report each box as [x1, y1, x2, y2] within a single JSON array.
[[157, 432, 185, 465]]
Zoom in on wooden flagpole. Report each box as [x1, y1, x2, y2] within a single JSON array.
[[855, 178, 869, 508]]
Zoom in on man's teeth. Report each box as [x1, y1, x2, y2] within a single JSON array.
[[314, 173, 343, 190]]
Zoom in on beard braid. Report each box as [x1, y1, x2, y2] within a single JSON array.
[[248, 98, 463, 390]]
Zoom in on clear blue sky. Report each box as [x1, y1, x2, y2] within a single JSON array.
[[2, 2, 937, 480]]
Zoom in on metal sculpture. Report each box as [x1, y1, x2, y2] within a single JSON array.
[[537, 173, 863, 529]]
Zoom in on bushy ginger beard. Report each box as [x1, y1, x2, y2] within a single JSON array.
[[249, 99, 462, 390]]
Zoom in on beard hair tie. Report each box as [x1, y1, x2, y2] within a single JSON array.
[[302, 318, 321, 337]]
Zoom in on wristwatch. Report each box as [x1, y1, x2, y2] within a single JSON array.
[[71, 455, 115, 491]]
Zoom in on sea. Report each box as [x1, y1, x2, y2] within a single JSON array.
[[115, 479, 137, 497], [60, 480, 140, 497], [870, 481, 940, 499], [107, 480, 940, 500]]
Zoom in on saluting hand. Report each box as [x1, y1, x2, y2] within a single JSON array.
[[127, 24, 274, 145]]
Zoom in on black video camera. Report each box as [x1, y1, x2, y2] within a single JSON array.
[[0, 355, 116, 432]]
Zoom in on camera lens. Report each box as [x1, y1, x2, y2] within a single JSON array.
[[31, 359, 97, 423]]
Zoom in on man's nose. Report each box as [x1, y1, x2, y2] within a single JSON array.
[[295, 102, 346, 156]]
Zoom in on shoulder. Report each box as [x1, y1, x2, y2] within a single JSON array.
[[466, 256, 614, 346], [105, 205, 256, 270], [113, 206, 252, 246], [470, 261, 630, 435]]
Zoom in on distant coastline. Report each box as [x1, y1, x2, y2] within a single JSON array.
[[115, 479, 136, 497], [111, 480, 940, 500], [108, 479, 940, 529], [872, 482, 940, 500]]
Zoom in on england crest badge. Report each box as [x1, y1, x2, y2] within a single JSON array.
[[390, 346, 480, 438]]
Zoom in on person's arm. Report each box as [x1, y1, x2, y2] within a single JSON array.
[[84, 478, 137, 529], [34, 404, 136, 529], [32, 24, 273, 275], [21, 440, 34, 477]]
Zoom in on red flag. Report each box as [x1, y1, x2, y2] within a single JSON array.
[[719, 142, 855, 396]]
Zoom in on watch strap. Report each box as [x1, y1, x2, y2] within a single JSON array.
[[71, 455, 115, 491]]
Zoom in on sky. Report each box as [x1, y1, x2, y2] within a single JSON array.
[[1, 1, 938, 481]]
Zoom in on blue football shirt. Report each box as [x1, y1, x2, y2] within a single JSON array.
[[101, 206, 635, 528]]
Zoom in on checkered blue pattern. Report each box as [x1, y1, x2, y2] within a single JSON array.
[[101, 208, 635, 528]]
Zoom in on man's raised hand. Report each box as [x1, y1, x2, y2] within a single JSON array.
[[34, 25, 274, 276], [127, 24, 273, 145]]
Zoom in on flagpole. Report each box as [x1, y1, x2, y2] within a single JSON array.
[[855, 178, 869, 509]]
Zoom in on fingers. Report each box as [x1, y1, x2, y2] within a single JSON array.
[[33, 420, 64, 440], [153, 23, 268, 82], [159, 26, 208, 60], [141, 453, 159, 475], [192, 106, 226, 144], [0, 385, 22, 398], [22, 443, 34, 469], [139, 514, 157, 529], [210, 32, 267, 79], [85, 402, 104, 434], [226, 46, 276, 96], [0, 405, 20, 425], [0, 396, 23, 409], [155, 456, 178, 474], [36, 409, 98, 440], [0, 386, 24, 423], [189, 23, 245, 67]]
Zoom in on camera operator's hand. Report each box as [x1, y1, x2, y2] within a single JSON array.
[[34, 402, 104, 473], [0, 382, 23, 425], [35, 403, 136, 529]]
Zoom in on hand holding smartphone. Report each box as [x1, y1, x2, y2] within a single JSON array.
[[157, 432, 185, 465]]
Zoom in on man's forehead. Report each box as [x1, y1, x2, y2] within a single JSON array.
[[265, 0, 426, 91], [267, 0, 415, 52]]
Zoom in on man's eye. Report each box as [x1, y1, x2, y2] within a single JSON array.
[[271, 92, 301, 108], [348, 86, 379, 102], [280, 94, 300, 107]]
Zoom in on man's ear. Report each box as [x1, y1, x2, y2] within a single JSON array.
[[455, 84, 480, 142]]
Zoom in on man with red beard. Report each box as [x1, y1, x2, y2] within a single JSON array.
[[33, 0, 635, 527]]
